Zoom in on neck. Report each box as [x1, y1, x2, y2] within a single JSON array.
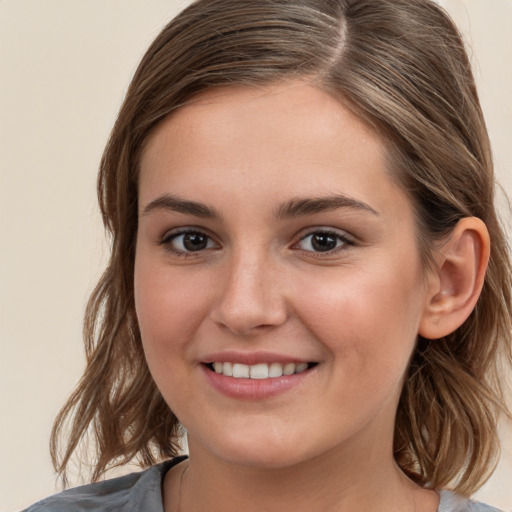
[[164, 437, 438, 512]]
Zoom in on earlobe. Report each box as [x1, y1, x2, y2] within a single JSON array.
[[419, 217, 490, 340]]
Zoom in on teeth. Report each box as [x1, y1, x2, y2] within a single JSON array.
[[211, 362, 311, 379], [223, 361, 233, 376], [295, 362, 308, 373], [269, 362, 284, 378], [283, 363, 295, 376], [250, 363, 269, 379], [232, 363, 250, 378]]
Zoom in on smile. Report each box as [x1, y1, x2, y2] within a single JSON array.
[[206, 362, 315, 379]]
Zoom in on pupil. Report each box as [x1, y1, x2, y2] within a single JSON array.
[[183, 232, 208, 251], [311, 233, 337, 252]]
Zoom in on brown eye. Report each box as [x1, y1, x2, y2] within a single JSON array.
[[163, 230, 216, 253], [297, 230, 352, 253], [181, 232, 209, 251]]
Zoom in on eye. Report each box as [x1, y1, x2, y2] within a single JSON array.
[[295, 230, 353, 253], [161, 230, 217, 254]]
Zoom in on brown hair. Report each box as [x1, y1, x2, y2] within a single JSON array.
[[51, 0, 512, 495]]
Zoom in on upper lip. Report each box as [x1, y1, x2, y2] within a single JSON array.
[[200, 351, 314, 366]]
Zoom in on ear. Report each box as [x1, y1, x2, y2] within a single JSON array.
[[419, 217, 490, 340]]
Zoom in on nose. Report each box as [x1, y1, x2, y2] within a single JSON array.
[[210, 250, 288, 336]]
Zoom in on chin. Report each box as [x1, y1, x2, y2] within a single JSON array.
[[217, 444, 309, 470], [187, 421, 329, 470]]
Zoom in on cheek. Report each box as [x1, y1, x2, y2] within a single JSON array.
[[292, 261, 425, 370], [134, 254, 210, 364], [133, 257, 216, 417]]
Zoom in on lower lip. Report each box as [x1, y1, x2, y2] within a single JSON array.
[[202, 365, 313, 400]]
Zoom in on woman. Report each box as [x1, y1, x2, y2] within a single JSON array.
[[25, 0, 511, 510]]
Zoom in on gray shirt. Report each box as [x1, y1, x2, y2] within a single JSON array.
[[23, 457, 503, 512]]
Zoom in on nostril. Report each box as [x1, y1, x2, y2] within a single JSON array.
[[210, 272, 288, 335]]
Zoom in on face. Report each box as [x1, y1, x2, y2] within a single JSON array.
[[135, 83, 434, 470]]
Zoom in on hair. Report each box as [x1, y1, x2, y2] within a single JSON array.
[[51, 0, 512, 495]]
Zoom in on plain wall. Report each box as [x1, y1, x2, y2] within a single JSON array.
[[1, 1, 510, 510]]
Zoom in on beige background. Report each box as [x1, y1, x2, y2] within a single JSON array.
[[1, 1, 510, 510]]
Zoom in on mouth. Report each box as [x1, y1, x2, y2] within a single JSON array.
[[203, 361, 318, 379]]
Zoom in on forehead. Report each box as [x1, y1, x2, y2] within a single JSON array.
[[144, 83, 381, 152], [135, 83, 421, 241], [139, 82, 393, 196]]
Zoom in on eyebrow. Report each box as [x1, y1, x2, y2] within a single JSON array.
[[274, 195, 379, 219], [140, 193, 379, 220], [141, 194, 222, 220]]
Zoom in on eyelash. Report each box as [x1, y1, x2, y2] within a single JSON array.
[[160, 229, 219, 257], [293, 229, 355, 256], [159, 228, 355, 257]]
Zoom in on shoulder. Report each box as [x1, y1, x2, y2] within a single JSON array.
[[22, 458, 184, 512], [438, 490, 504, 512]]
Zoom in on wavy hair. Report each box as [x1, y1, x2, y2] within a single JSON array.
[[51, 0, 512, 495]]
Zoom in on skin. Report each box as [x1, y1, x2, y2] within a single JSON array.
[[135, 83, 443, 511]]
